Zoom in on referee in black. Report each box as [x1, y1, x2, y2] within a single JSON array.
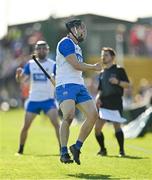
[[95, 47, 130, 157]]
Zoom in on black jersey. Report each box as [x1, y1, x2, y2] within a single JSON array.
[[98, 64, 129, 112]]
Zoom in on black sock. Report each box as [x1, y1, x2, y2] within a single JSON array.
[[115, 129, 124, 152], [18, 144, 24, 154], [95, 132, 105, 150]]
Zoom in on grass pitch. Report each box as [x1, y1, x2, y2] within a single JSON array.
[[0, 109, 152, 179]]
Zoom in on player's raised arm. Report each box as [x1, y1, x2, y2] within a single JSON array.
[[65, 54, 102, 71]]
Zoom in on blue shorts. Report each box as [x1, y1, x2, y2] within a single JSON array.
[[55, 83, 92, 104], [25, 99, 57, 114]]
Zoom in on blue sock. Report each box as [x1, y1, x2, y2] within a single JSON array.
[[61, 146, 68, 155], [75, 140, 83, 150]]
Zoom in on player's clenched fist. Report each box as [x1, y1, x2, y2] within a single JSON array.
[[15, 67, 23, 82]]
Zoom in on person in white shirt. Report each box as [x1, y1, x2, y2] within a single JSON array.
[[55, 19, 102, 164], [16, 41, 60, 154]]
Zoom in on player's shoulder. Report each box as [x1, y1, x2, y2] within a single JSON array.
[[58, 37, 74, 46], [28, 59, 35, 64], [24, 59, 34, 67]]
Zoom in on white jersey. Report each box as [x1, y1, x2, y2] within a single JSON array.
[[55, 37, 84, 87], [23, 58, 55, 101]]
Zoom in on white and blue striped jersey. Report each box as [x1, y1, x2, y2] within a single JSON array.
[[23, 58, 56, 101], [55, 37, 84, 87]]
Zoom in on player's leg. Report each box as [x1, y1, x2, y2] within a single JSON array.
[[56, 84, 82, 163], [17, 100, 40, 154], [46, 108, 60, 152], [94, 118, 107, 156], [42, 99, 60, 152], [17, 112, 36, 154], [69, 99, 98, 165], [77, 100, 98, 142], [113, 122, 125, 156], [59, 99, 75, 163]]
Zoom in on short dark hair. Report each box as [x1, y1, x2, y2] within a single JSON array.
[[102, 47, 116, 57], [65, 19, 82, 31]]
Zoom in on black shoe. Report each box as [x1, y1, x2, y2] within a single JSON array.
[[69, 144, 81, 165], [17, 145, 24, 154], [119, 150, 125, 157], [97, 148, 107, 156], [17, 150, 23, 155], [60, 153, 73, 164]]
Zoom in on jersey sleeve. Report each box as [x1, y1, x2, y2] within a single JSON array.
[[119, 68, 129, 82], [59, 39, 75, 57], [23, 62, 30, 75]]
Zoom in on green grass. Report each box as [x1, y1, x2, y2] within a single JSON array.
[[0, 109, 152, 179]]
